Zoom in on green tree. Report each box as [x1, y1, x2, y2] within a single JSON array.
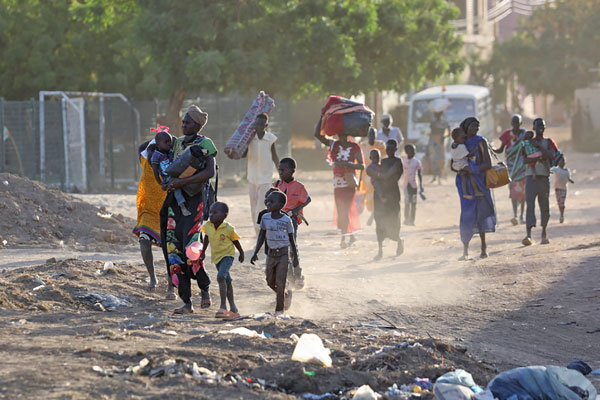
[[489, 0, 600, 104], [134, 0, 463, 131], [0, 0, 138, 99]]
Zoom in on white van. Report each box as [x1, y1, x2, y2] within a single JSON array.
[[407, 85, 494, 151]]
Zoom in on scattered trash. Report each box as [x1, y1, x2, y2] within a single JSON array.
[[473, 390, 497, 400], [11, 319, 27, 326], [103, 262, 118, 272], [2, 180, 8, 186], [148, 313, 154, 319], [414, 377, 433, 391], [303, 370, 316, 377], [291, 333, 332, 367], [487, 365, 597, 400], [82, 293, 131, 311], [32, 215, 40, 222], [436, 369, 482, 392], [32, 284, 45, 291], [161, 330, 177, 336], [352, 384, 380, 400], [96, 212, 113, 220], [217, 327, 267, 339], [551, 304, 563, 309], [435, 382, 476, 399], [590, 368, 600, 376], [1, 240, 6, 246], [558, 321, 577, 326], [302, 393, 336, 400], [567, 360, 592, 376], [290, 333, 300, 343]]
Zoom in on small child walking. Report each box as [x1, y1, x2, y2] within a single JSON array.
[[150, 130, 191, 216], [274, 157, 310, 289], [401, 144, 423, 226], [366, 149, 385, 203], [450, 128, 483, 199], [200, 202, 244, 319], [550, 156, 574, 223], [251, 191, 299, 315]]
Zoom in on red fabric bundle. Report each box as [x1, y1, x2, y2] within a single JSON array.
[[320, 96, 373, 137]]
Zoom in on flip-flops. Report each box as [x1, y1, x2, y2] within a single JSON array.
[[215, 309, 229, 318]]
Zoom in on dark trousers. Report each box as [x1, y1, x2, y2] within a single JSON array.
[[265, 248, 289, 312], [525, 175, 550, 229]]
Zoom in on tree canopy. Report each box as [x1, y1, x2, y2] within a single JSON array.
[[488, 0, 600, 105], [0, 0, 463, 128]]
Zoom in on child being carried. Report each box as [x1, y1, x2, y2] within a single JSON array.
[[150, 130, 191, 216], [450, 127, 484, 200]]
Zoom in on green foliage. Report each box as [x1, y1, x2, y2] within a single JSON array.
[[0, 0, 464, 105], [489, 0, 600, 103]]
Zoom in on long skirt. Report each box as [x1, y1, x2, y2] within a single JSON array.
[[457, 173, 496, 245], [333, 187, 361, 235], [160, 191, 210, 304], [373, 193, 401, 242]]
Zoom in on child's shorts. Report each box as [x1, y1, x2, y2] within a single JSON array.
[[215, 256, 234, 283]]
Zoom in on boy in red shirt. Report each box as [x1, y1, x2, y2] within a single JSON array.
[[274, 157, 311, 288]]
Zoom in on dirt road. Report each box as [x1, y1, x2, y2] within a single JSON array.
[[1, 131, 599, 397]]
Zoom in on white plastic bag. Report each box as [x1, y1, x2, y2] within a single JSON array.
[[218, 327, 266, 339], [291, 333, 332, 367], [352, 385, 380, 400]]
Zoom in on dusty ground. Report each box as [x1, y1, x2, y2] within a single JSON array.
[[1, 128, 599, 397]]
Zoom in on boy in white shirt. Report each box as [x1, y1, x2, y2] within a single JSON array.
[[245, 113, 279, 234]]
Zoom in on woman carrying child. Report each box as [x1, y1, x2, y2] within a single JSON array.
[[493, 114, 527, 225], [367, 139, 404, 260], [314, 128, 365, 249], [160, 105, 218, 314], [454, 117, 496, 260]]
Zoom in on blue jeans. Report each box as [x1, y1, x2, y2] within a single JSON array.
[[525, 175, 550, 229], [216, 256, 234, 283]]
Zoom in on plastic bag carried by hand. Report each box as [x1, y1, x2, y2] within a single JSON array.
[[291, 333, 332, 367]]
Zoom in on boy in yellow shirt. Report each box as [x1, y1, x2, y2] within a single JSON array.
[[200, 202, 245, 319]]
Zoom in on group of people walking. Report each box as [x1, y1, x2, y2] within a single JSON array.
[[132, 102, 571, 316]]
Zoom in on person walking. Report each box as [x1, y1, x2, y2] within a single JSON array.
[[493, 114, 527, 225], [522, 118, 558, 246], [245, 113, 279, 234], [160, 105, 217, 314], [453, 117, 496, 260]]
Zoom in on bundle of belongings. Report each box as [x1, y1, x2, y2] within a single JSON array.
[[318, 95, 374, 137], [224, 91, 275, 159]]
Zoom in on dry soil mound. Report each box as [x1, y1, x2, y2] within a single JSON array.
[[0, 173, 136, 250], [0, 259, 497, 398]]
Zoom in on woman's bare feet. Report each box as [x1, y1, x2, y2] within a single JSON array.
[[165, 287, 177, 300]]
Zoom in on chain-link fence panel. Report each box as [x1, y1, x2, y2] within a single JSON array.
[[0, 93, 291, 192]]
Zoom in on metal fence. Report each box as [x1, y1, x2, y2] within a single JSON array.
[[0, 94, 291, 192]]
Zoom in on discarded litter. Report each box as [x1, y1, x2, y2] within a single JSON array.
[[2, 180, 8, 186], [83, 293, 131, 311], [303, 370, 316, 377], [32, 284, 45, 291], [291, 333, 332, 367], [97, 211, 113, 220], [352, 384, 380, 400], [217, 327, 267, 339], [302, 393, 336, 400], [434, 382, 476, 400], [103, 262, 117, 271], [161, 330, 177, 336]]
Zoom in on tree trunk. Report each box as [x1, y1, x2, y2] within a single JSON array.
[[166, 89, 186, 136]]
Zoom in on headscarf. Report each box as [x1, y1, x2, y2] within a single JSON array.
[[460, 117, 479, 134], [186, 105, 208, 125]]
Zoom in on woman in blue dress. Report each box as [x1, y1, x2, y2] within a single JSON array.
[[454, 117, 496, 260]]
